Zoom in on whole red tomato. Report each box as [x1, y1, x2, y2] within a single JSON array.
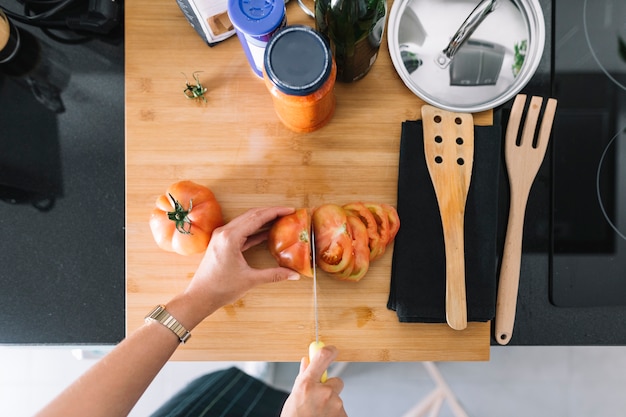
[[149, 180, 224, 256], [268, 208, 313, 277]]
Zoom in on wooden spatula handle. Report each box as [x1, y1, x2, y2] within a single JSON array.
[[495, 176, 532, 344], [441, 212, 468, 331]]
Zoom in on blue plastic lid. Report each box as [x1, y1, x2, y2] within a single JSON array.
[[264, 25, 333, 96], [227, 0, 285, 36]]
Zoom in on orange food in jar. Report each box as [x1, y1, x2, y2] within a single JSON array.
[[263, 25, 336, 133]]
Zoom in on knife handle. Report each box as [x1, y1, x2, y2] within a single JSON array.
[[308, 341, 328, 383]]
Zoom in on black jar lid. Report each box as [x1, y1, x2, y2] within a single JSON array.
[[264, 25, 333, 96]]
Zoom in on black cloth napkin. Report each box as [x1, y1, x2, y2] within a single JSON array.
[[388, 120, 502, 323]]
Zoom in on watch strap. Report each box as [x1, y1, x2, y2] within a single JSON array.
[[145, 305, 191, 344]]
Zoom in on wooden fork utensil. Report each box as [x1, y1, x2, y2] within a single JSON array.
[[495, 94, 557, 345], [422, 105, 474, 331]]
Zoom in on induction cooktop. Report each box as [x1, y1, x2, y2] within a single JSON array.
[[550, 0, 626, 307]]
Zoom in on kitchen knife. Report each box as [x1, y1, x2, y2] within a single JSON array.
[[308, 226, 328, 383]]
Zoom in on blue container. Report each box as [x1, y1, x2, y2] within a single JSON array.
[[227, 0, 286, 78]]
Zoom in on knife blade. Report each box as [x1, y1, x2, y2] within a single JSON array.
[[308, 225, 327, 383]]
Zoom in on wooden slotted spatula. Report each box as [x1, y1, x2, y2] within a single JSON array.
[[421, 105, 474, 331], [495, 94, 557, 345]]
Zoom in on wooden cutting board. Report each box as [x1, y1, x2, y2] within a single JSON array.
[[125, 0, 493, 361]]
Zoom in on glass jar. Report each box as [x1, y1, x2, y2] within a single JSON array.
[[263, 25, 336, 133]]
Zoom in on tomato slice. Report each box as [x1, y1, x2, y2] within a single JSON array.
[[334, 214, 370, 282], [312, 204, 354, 275], [382, 203, 400, 242], [363, 203, 391, 260], [268, 208, 313, 277], [343, 202, 384, 261]]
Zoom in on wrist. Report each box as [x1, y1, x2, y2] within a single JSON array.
[[165, 291, 220, 331], [144, 305, 191, 344]]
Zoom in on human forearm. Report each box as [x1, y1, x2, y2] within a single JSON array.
[[35, 207, 300, 417], [36, 288, 223, 417], [35, 313, 181, 417]]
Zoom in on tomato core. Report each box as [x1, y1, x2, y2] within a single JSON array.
[[299, 229, 310, 244], [321, 241, 344, 266]]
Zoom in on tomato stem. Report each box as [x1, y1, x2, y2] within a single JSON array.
[[299, 229, 310, 243], [167, 193, 193, 234]]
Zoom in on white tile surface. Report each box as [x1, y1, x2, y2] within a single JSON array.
[[0, 347, 103, 416], [1, 346, 625, 417], [274, 346, 626, 417], [0, 346, 267, 417]]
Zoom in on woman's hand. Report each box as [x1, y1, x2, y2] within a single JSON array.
[[169, 206, 302, 328], [280, 346, 348, 417]]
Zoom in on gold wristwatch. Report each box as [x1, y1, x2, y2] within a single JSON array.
[[145, 305, 191, 344]]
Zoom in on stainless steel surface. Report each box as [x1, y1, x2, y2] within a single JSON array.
[[436, 0, 498, 69], [388, 0, 545, 112], [311, 226, 319, 344], [297, 0, 314, 18], [145, 305, 191, 344]]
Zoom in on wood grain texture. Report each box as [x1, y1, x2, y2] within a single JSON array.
[[126, 0, 493, 361], [495, 96, 556, 345], [422, 106, 474, 331]]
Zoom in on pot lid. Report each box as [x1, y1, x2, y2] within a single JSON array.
[[388, 0, 545, 112]]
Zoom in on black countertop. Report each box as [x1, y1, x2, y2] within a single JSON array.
[[0, 3, 125, 344], [1, 0, 625, 347], [500, 0, 626, 345]]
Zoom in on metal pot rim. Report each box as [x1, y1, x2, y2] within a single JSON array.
[[388, 0, 546, 112]]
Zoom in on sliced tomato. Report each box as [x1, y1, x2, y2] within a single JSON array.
[[268, 208, 313, 277], [343, 202, 383, 261], [363, 203, 391, 260], [334, 214, 370, 282], [312, 204, 354, 275], [382, 203, 400, 242]]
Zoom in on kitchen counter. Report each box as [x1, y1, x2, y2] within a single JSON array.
[[125, 0, 495, 362], [127, 0, 626, 352], [3, 0, 626, 349]]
